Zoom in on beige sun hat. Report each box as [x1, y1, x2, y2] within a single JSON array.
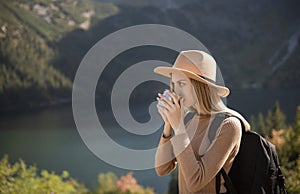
[[154, 50, 230, 97]]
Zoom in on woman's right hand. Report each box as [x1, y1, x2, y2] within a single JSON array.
[[156, 92, 170, 123], [157, 104, 168, 122], [156, 95, 173, 137]]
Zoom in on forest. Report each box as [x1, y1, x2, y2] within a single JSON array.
[[1, 0, 299, 193]]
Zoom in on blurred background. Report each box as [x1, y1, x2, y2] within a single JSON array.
[[0, 0, 300, 193]]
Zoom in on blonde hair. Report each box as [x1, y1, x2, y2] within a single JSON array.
[[190, 79, 251, 131]]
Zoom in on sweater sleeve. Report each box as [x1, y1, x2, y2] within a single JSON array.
[[170, 117, 242, 193], [155, 135, 177, 176]]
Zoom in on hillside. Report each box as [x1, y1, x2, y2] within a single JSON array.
[[0, 0, 118, 111], [0, 0, 299, 111]]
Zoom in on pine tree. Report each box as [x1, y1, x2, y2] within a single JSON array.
[[257, 112, 267, 136], [273, 101, 286, 130], [265, 110, 273, 137], [265, 101, 286, 134], [290, 105, 300, 161], [250, 115, 256, 131], [279, 104, 300, 193], [294, 105, 300, 134]]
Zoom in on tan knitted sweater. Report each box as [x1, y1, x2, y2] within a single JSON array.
[[155, 114, 242, 194]]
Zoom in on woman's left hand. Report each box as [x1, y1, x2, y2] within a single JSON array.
[[157, 91, 184, 131]]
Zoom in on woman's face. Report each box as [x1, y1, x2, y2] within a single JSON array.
[[171, 72, 197, 108]]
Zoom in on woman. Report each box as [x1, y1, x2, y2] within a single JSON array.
[[154, 50, 250, 194]]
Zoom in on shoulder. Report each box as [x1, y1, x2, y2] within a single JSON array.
[[219, 116, 242, 137], [222, 116, 242, 129]]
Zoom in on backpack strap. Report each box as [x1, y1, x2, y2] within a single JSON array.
[[269, 141, 288, 194], [184, 111, 197, 126], [208, 113, 246, 144], [217, 168, 237, 194], [216, 169, 221, 193], [209, 113, 242, 194], [208, 113, 228, 144], [277, 167, 288, 194]]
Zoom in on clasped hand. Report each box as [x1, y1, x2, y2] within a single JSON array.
[[156, 90, 184, 131]]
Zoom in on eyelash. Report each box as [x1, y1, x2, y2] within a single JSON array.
[[172, 82, 185, 87], [178, 82, 185, 87]]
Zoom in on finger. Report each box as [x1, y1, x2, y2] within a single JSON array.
[[156, 104, 169, 121], [157, 108, 165, 119], [157, 97, 171, 111], [180, 98, 184, 106], [156, 103, 163, 113], [175, 98, 183, 109], [179, 98, 184, 108], [159, 105, 169, 116], [158, 93, 174, 107], [156, 103, 168, 115], [168, 91, 180, 105]]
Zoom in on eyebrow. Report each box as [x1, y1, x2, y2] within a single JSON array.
[[172, 79, 187, 83]]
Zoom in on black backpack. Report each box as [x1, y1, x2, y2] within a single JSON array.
[[208, 113, 287, 194]]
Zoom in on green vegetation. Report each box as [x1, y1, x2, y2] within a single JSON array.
[[96, 172, 154, 194], [0, 0, 118, 110], [275, 105, 300, 193], [251, 101, 286, 137], [0, 155, 88, 194], [0, 155, 154, 194]]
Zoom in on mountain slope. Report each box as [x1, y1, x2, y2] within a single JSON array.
[[55, 0, 300, 88], [0, 0, 299, 111], [0, 0, 118, 110]]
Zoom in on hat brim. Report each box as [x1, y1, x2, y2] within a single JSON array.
[[154, 66, 230, 97]]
